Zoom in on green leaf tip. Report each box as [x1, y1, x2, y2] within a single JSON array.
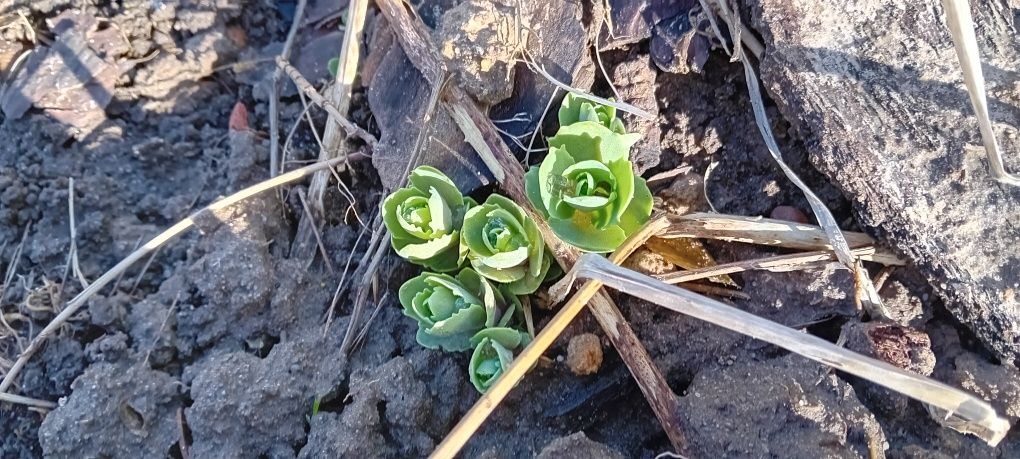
[[383, 166, 472, 272], [526, 96, 652, 253]]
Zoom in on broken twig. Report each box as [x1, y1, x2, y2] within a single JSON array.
[[275, 57, 378, 147], [655, 246, 890, 285], [566, 253, 1010, 446], [661, 213, 904, 266]]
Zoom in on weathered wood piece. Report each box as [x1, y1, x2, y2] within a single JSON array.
[[742, 0, 1020, 363]]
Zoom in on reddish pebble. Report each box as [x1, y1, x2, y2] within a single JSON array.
[[228, 101, 248, 132], [770, 205, 809, 223]]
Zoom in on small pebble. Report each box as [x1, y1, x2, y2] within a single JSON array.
[[566, 333, 603, 376], [770, 205, 810, 223]]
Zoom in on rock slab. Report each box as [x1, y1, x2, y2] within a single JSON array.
[[744, 0, 1020, 362]]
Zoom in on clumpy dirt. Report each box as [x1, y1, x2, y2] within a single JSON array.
[[1, 0, 1019, 458]]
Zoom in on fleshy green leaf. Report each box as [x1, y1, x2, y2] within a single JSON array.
[[617, 177, 653, 236], [505, 253, 552, 295], [471, 260, 526, 283], [607, 159, 635, 224], [538, 146, 576, 220], [524, 167, 549, 219], [409, 166, 463, 209], [383, 188, 426, 241], [469, 327, 525, 348], [549, 215, 627, 253], [429, 304, 486, 337], [426, 187, 452, 234]]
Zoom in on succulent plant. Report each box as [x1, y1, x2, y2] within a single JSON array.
[[468, 327, 530, 393], [461, 194, 552, 294], [398, 268, 523, 352], [558, 92, 627, 134], [525, 95, 653, 253], [383, 166, 475, 272]]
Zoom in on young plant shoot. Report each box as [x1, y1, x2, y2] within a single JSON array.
[[461, 194, 552, 295], [525, 94, 653, 253], [382, 166, 475, 272], [468, 327, 530, 393], [398, 268, 524, 352]]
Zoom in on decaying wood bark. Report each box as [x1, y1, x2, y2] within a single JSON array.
[[742, 0, 1020, 363]]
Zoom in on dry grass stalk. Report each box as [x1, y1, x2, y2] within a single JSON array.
[[0, 157, 348, 393], [655, 246, 893, 285], [307, 0, 372, 209], [432, 217, 672, 458], [567, 253, 1010, 446], [705, 0, 887, 317], [662, 213, 904, 266], [940, 0, 1020, 186], [0, 391, 56, 409]]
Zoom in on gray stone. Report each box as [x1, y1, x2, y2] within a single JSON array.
[[742, 0, 1020, 363]]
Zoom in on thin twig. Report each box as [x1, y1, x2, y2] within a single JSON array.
[[65, 178, 88, 289], [339, 233, 388, 354], [656, 246, 887, 285], [0, 158, 348, 393], [308, 0, 371, 208], [275, 58, 378, 147], [128, 246, 162, 296], [1, 224, 30, 306], [352, 291, 390, 350], [269, 0, 309, 177], [296, 190, 336, 274], [143, 293, 178, 366], [522, 51, 653, 120], [0, 391, 56, 409], [646, 165, 694, 183], [525, 87, 558, 164], [177, 407, 190, 459], [324, 217, 370, 331], [676, 282, 749, 300], [593, 19, 621, 101]]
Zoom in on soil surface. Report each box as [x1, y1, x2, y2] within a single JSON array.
[[1, 0, 1018, 458]]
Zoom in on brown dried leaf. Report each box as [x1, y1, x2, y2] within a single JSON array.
[[645, 236, 736, 286]]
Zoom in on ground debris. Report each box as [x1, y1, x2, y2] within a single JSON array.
[[38, 363, 182, 458], [678, 355, 888, 457], [536, 432, 626, 459], [566, 333, 604, 376], [1, 10, 135, 134]]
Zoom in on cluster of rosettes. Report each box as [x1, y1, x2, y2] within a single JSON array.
[[383, 95, 649, 393], [383, 166, 545, 392]]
